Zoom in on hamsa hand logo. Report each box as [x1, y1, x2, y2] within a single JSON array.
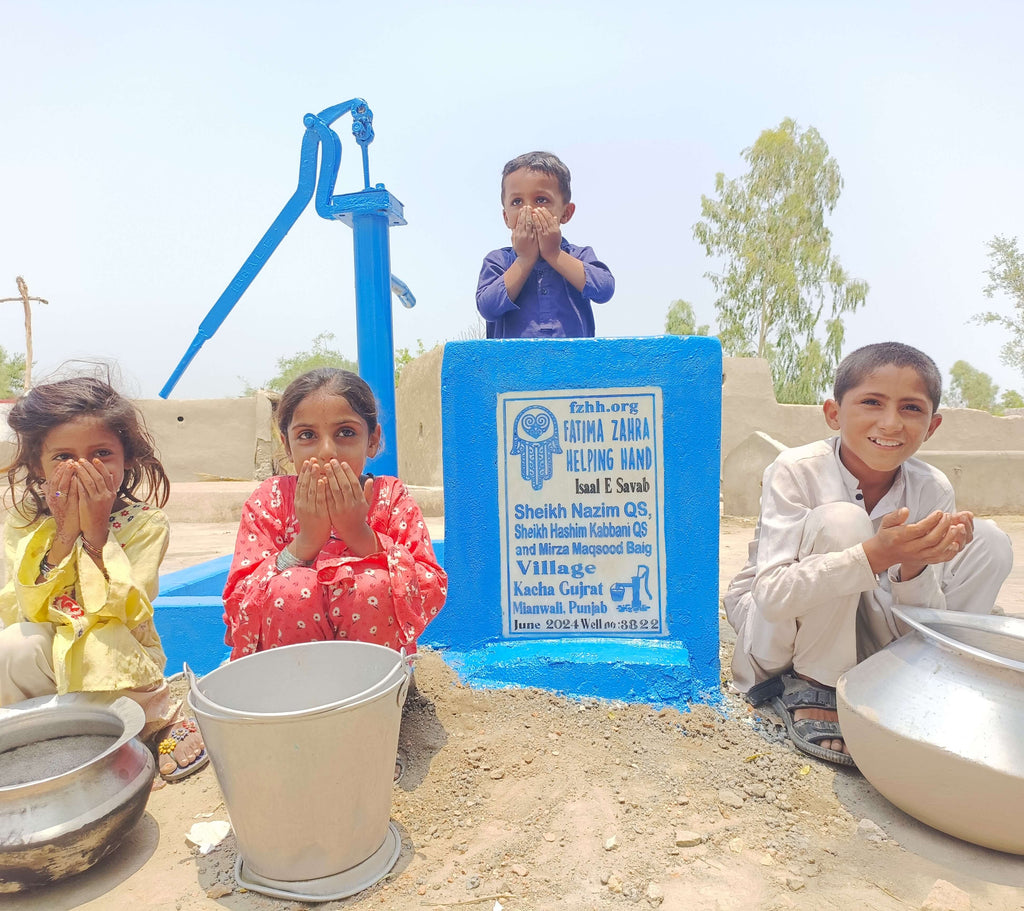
[[510, 405, 561, 491]]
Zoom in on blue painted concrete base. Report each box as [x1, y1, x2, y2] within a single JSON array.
[[155, 598, 230, 676], [156, 555, 234, 675], [153, 540, 722, 710], [437, 637, 710, 710], [158, 555, 233, 597], [431, 338, 723, 708]]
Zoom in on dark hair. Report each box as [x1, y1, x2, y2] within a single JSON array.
[[3, 376, 170, 522], [834, 342, 942, 412], [501, 151, 572, 204], [277, 368, 379, 442]]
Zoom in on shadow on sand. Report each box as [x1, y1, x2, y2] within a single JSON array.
[[834, 772, 1024, 888], [3, 812, 159, 910]]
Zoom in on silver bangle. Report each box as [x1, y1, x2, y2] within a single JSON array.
[[276, 547, 314, 571], [40, 554, 57, 577]]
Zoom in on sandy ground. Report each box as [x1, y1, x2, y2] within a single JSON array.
[[5, 516, 1024, 911]]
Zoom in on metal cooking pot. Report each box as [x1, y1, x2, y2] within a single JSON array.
[[837, 606, 1024, 854], [0, 694, 155, 891]]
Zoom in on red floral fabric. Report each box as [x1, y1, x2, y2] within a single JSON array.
[[222, 475, 446, 659]]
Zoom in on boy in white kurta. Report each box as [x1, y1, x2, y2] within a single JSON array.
[[724, 343, 1013, 765]]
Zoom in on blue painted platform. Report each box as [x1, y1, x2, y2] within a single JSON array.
[[442, 638, 695, 706], [155, 555, 233, 675], [156, 527, 715, 709], [155, 543, 446, 676]]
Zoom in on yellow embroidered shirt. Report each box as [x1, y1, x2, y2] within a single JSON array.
[[0, 502, 169, 694]]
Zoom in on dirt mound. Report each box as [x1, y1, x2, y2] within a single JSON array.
[[175, 650, 1023, 911]]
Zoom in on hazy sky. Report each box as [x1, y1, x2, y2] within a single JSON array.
[[2, 1, 1022, 401]]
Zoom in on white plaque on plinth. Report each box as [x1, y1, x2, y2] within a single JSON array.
[[497, 388, 666, 638]]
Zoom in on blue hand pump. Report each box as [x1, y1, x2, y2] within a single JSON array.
[[160, 99, 410, 476]]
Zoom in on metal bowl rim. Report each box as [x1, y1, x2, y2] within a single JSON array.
[[892, 606, 1024, 675], [0, 694, 146, 793]]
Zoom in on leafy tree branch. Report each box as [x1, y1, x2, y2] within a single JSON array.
[[0, 347, 27, 399], [694, 118, 867, 404], [239, 332, 356, 395], [973, 235, 1024, 378]]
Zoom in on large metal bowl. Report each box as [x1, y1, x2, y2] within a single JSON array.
[[0, 694, 155, 891], [837, 607, 1024, 854]]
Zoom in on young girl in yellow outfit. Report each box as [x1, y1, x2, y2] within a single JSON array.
[[0, 375, 206, 782]]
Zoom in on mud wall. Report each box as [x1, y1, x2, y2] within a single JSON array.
[[5, 353, 1024, 514]]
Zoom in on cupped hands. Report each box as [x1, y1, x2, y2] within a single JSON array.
[[511, 205, 540, 265], [531, 205, 564, 262], [291, 459, 377, 562], [45, 458, 117, 564], [863, 507, 974, 580]]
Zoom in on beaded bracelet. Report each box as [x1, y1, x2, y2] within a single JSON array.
[[276, 547, 314, 571]]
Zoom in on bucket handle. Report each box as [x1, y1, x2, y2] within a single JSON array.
[[184, 661, 228, 717], [185, 651, 412, 720], [396, 648, 414, 708]]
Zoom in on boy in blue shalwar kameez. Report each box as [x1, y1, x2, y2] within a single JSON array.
[[476, 151, 614, 339]]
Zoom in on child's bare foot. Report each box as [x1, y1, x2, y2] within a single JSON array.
[[156, 718, 209, 782]]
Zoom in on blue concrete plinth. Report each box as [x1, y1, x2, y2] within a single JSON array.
[[154, 597, 230, 676], [440, 637, 701, 708], [155, 555, 234, 675], [427, 336, 723, 707], [158, 555, 233, 597]]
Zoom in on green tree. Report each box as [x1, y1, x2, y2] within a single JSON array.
[[974, 235, 1024, 377], [0, 346, 26, 399], [693, 118, 868, 404], [664, 299, 709, 336], [241, 332, 357, 394], [394, 339, 426, 385], [1000, 389, 1024, 411], [945, 359, 1023, 414], [947, 360, 999, 410]]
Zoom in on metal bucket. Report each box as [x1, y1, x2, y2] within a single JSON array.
[[837, 607, 1024, 854], [187, 641, 410, 886], [0, 694, 154, 891]]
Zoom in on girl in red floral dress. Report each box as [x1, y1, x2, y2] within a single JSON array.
[[223, 368, 447, 658]]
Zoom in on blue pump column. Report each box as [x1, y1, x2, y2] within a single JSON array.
[[352, 210, 398, 476]]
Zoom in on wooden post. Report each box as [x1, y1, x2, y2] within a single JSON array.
[[0, 276, 48, 391]]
